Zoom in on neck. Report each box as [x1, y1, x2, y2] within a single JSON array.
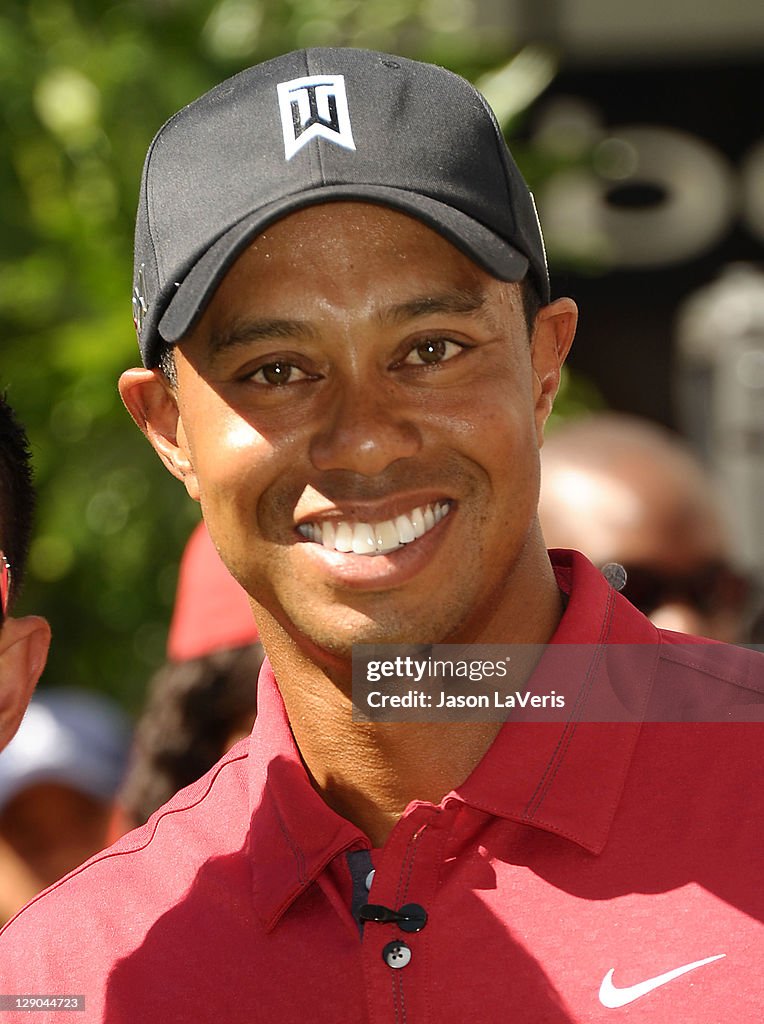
[[254, 545, 564, 846]]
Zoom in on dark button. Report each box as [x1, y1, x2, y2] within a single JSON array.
[[358, 903, 428, 932], [383, 940, 412, 969], [396, 903, 428, 933], [360, 904, 400, 924]]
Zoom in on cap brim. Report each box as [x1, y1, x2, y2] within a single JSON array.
[[158, 185, 531, 345]]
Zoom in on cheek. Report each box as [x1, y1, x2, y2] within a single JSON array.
[[221, 415, 268, 453], [430, 361, 535, 438], [187, 412, 310, 578], [482, 401, 542, 515], [184, 411, 274, 524], [462, 376, 540, 463], [187, 407, 270, 485]]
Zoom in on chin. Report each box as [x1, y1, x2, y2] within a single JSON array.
[[292, 609, 449, 660]]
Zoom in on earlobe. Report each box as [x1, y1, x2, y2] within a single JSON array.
[[530, 297, 578, 446], [118, 368, 200, 499], [0, 616, 51, 750]]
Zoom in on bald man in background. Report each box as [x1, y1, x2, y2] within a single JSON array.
[[539, 413, 754, 642]]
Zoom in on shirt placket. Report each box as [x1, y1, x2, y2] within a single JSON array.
[[360, 804, 452, 1024]]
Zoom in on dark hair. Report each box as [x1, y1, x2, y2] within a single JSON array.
[[119, 643, 263, 825], [520, 275, 542, 337], [0, 392, 36, 607], [156, 342, 178, 389]]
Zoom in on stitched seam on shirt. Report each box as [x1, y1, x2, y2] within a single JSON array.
[[525, 613, 611, 815], [391, 971, 408, 1024], [0, 749, 251, 931], [395, 825, 426, 906], [424, 825, 449, 1021], [658, 644, 762, 692], [523, 587, 616, 820], [389, 824, 427, 1020], [272, 799, 307, 885]]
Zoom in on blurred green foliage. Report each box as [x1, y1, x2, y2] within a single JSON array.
[[1, 0, 597, 712]]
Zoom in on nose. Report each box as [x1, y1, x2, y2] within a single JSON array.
[[309, 382, 422, 477]]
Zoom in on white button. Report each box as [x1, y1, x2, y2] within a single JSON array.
[[365, 869, 375, 890], [383, 941, 412, 969]]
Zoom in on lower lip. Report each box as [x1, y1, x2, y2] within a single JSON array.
[[293, 511, 454, 591]]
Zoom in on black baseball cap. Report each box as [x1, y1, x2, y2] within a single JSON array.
[[133, 47, 550, 367]]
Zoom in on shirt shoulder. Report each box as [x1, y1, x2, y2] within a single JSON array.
[[652, 630, 764, 720], [0, 740, 251, 975]]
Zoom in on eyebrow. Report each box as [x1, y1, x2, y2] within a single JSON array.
[[205, 286, 493, 358], [207, 317, 318, 357], [378, 288, 490, 326]]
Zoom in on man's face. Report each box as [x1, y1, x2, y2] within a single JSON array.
[[539, 455, 746, 642], [130, 203, 574, 660]]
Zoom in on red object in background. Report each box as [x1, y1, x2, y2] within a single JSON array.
[[167, 522, 259, 661]]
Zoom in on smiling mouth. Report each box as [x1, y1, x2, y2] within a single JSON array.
[[297, 500, 452, 556]]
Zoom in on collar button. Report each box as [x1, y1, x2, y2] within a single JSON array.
[[383, 940, 412, 969]]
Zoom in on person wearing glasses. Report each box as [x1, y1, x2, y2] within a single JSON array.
[[0, 392, 50, 752], [539, 413, 755, 643]]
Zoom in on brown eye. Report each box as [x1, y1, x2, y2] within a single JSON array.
[[405, 338, 461, 366], [253, 362, 304, 386], [418, 339, 446, 363]]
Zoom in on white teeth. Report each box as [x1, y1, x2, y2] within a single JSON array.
[[375, 519, 399, 554], [298, 501, 451, 556], [334, 522, 353, 553], [394, 514, 415, 544], [352, 523, 377, 554]]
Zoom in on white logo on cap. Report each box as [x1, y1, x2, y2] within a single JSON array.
[[277, 75, 355, 160]]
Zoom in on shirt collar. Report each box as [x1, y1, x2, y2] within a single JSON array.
[[454, 549, 660, 854], [246, 664, 367, 930], [247, 549, 661, 926]]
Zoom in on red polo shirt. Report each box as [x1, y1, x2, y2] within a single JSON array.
[[0, 550, 761, 1022]]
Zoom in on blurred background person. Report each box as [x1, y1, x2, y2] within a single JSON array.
[[111, 522, 262, 837], [115, 644, 262, 834], [0, 391, 50, 751], [539, 412, 756, 641], [0, 687, 130, 923], [165, 520, 262, 664]]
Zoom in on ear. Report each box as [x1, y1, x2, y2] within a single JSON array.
[[119, 368, 200, 501], [0, 615, 51, 750], [529, 297, 578, 447]]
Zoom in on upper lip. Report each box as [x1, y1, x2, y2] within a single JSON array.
[[293, 493, 454, 527]]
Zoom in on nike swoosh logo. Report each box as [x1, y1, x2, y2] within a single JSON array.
[[599, 954, 726, 1008]]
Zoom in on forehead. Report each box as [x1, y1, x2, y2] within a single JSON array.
[[194, 201, 520, 327]]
